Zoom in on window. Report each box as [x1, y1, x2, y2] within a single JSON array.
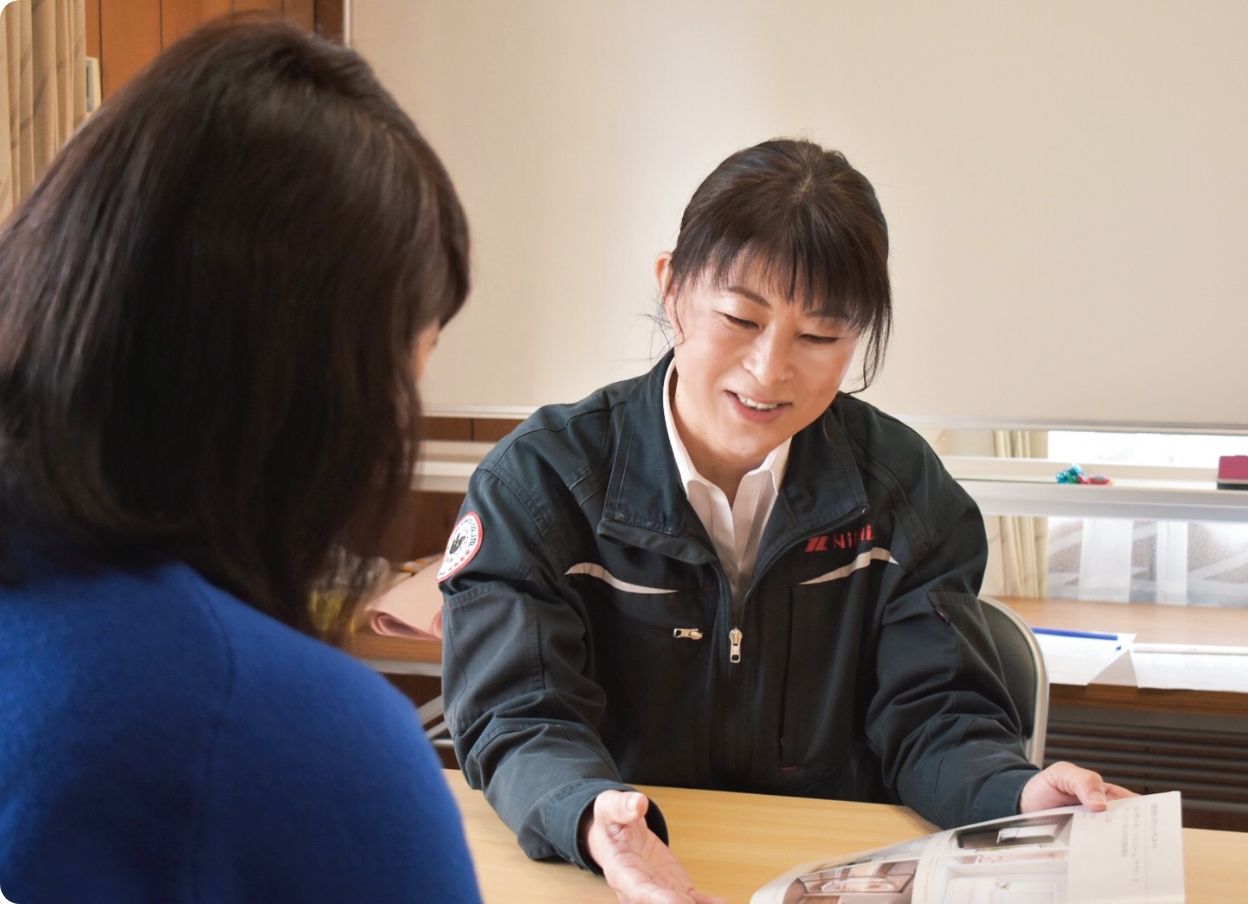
[[1047, 432, 1248, 607]]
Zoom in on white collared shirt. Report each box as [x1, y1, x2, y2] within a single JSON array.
[[662, 361, 790, 607]]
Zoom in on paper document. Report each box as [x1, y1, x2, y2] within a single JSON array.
[[1032, 628, 1134, 686], [361, 556, 445, 640], [1131, 643, 1248, 692], [752, 792, 1185, 904]]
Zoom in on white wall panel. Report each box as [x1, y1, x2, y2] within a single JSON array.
[[354, 0, 1248, 430]]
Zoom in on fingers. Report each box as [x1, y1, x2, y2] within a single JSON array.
[[615, 885, 691, 904], [1059, 763, 1120, 811], [1063, 768, 1108, 810], [588, 791, 723, 904], [1020, 762, 1137, 813], [594, 790, 650, 832]]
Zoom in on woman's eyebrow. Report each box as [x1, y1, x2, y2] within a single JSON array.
[[723, 285, 852, 331], [724, 285, 772, 308]]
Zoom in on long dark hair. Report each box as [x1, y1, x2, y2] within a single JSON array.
[[0, 19, 469, 639], [666, 139, 891, 389]]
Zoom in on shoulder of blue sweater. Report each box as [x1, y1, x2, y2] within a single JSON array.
[[170, 564, 421, 737]]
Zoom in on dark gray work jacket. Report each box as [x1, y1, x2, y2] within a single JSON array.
[[441, 352, 1037, 871]]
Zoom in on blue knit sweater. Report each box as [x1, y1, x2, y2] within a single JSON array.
[[0, 554, 481, 903]]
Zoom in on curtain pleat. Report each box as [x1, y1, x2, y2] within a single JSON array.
[[0, 0, 85, 221], [992, 429, 1049, 598]]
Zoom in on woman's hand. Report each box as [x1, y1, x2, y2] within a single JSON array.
[[1019, 761, 1136, 814], [586, 791, 726, 904]]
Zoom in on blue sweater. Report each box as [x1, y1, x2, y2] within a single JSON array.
[[0, 555, 481, 903]]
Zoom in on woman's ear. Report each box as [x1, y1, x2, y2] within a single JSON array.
[[654, 252, 674, 299], [655, 252, 681, 340], [411, 321, 440, 382]]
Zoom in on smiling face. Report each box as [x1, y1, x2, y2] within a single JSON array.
[[659, 253, 860, 496]]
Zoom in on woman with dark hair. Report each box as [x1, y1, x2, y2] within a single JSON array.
[[440, 140, 1130, 903], [0, 19, 479, 903]]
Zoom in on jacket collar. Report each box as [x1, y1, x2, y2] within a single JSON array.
[[757, 397, 869, 564], [599, 352, 713, 563], [598, 351, 868, 564]]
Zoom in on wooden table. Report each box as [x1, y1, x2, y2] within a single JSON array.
[[999, 597, 1248, 717], [444, 769, 1248, 903], [343, 631, 441, 676]]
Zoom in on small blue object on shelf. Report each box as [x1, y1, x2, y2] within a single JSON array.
[[1056, 464, 1112, 486]]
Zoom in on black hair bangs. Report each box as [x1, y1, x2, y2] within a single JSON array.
[[665, 139, 894, 388]]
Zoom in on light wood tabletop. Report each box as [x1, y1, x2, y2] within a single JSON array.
[[999, 597, 1248, 717], [445, 769, 1248, 903], [343, 630, 441, 664], [998, 597, 1248, 649]]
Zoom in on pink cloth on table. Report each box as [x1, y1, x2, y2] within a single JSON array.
[[363, 558, 445, 640]]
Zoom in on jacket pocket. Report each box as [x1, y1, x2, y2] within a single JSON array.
[[573, 573, 714, 786], [567, 562, 706, 637], [776, 582, 865, 776]]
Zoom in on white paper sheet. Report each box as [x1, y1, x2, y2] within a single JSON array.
[[1131, 643, 1248, 692], [751, 793, 1185, 904], [1033, 629, 1135, 686]]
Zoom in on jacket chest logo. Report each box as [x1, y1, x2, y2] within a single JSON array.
[[805, 524, 873, 553]]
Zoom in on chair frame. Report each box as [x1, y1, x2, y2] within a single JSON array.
[[979, 596, 1050, 767]]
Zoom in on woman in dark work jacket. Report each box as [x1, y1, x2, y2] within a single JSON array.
[[440, 138, 1132, 904]]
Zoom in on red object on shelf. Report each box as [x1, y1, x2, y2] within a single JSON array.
[[1219, 455, 1248, 490]]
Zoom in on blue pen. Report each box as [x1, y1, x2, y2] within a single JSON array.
[[1031, 627, 1120, 642]]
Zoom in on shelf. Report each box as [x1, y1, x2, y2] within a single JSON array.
[[411, 444, 1248, 523], [412, 441, 495, 493], [959, 480, 1248, 522], [943, 457, 1248, 523]]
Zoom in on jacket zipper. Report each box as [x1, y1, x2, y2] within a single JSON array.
[[672, 627, 703, 640], [726, 505, 868, 665]]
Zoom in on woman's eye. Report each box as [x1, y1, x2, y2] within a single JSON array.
[[723, 314, 757, 329], [802, 333, 841, 345]]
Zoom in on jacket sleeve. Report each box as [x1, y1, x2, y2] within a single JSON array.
[[865, 466, 1039, 829], [439, 462, 668, 870]]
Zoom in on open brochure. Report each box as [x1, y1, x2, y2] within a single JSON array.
[[752, 791, 1184, 904], [360, 555, 445, 639]]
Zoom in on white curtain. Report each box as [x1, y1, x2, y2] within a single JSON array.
[[0, 0, 86, 220], [991, 430, 1048, 599], [1049, 519, 1248, 607], [923, 428, 1048, 599]]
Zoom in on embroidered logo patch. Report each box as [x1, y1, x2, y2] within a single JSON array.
[[806, 525, 874, 552], [437, 512, 482, 582]]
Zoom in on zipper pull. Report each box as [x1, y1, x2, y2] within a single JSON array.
[[672, 628, 704, 640], [729, 627, 743, 663]]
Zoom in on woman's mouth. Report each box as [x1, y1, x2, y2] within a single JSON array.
[[733, 392, 783, 412]]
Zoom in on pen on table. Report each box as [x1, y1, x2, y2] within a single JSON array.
[[1031, 627, 1121, 642]]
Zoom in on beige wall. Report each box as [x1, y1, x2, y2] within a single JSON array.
[[354, 1, 1248, 430]]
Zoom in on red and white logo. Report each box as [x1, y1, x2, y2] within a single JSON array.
[[437, 512, 483, 582], [805, 525, 874, 553]]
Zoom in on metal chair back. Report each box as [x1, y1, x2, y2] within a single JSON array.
[[980, 596, 1049, 767]]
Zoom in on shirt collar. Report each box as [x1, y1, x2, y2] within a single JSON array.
[[661, 358, 790, 499]]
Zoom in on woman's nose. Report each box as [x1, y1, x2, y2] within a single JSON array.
[[743, 332, 792, 386]]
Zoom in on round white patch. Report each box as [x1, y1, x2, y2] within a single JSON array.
[[437, 512, 483, 582]]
